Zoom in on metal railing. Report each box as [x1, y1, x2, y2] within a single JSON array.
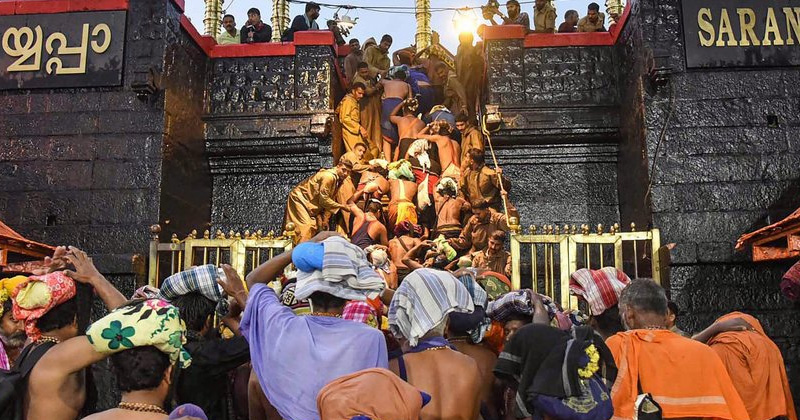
[[148, 224, 296, 287], [509, 222, 662, 310]]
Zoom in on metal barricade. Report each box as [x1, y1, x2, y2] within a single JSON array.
[[510, 222, 662, 310], [148, 224, 296, 287]]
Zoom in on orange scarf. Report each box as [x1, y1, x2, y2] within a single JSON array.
[[708, 312, 797, 420], [607, 329, 748, 420]]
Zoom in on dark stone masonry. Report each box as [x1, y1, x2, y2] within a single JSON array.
[[0, 0, 798, 409]]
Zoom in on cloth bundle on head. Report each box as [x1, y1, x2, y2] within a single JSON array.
[[342, 301, 379, 328], [86, 299, 192, 368], [0, 275, 27, 317], [494, 324, 617, 419], [394, 221, 423, 237], [477, 271, 512, 300], [293, 242, 325, 272], [12, 271, 77, 341], [368, 158, 389, 169], [450, 270, 490, 338], [388, 64, 409, 80], [487, 290, 570, 330], [389, 268, 474, 346], [388, 160, 414, 181], [432, 235, 457, 262], [295, 236, 386, 302], [428, 105, 455, 126], [407, 139, 431, 171], [158, 264, 229, 316], [317, 368, 429, 420], [569, 267, 631, 316], [781, 260, 800, 302], [436, 177, 458, 195]]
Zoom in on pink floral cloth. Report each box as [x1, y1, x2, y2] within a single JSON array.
[[12, 271, 77, 341]]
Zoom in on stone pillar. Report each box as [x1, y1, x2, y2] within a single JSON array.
[[271, 0, 290, 42]]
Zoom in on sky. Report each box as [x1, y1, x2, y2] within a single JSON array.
[[184, 0, 596, 52]]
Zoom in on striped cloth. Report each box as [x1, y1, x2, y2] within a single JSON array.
[[388, 268, 474, 346], [569, 267, 631, 315], [455, 271, 488, 308], [0, 341, 8, 370], [295, 236, 385, 301]]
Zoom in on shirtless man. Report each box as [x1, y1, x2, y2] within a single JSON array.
[[388, 161, 419, 232], [433, 177, 470, 239], [347, 188, 389, 249], [380, 69, 413, 159], [391, 98, 426, 161], [388, 221, 424, 283], [389, 269, 483, 420], [448, 323, 498, 420], [418, 120, 460, 179], [24, 247, 127, 420]]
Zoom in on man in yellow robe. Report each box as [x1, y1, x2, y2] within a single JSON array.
[[351, 62, 383, 159], [284, 160, 352, 243], [364, 34, 392, 77], [336, 82, 368, 162]]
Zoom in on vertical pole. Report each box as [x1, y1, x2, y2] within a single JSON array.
[[272, 0, 290, 42], [204, 0, 224, 37], [415, 0, 432, 55]]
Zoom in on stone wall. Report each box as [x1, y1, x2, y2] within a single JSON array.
[[616, 0, 800, 399], [485, 38, 621, 226], [205, 44, 341, 233]]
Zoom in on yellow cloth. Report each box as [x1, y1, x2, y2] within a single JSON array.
[[363, 45, 390, 76], [337, 94, 364, 158], [459, 126, 484, 165], [578, 13, 605, 32], [15, 281, 51, 310], [396, 202, 418, 225], [285, 169, 342, 242], [533, 4, 557, 33], [86, 299, 191, 368], [0, 276, 28, 317], [708, 312, 797, 420], [352, 74, 382, 159]]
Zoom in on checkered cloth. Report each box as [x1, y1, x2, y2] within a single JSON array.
[[342, 301, 379, 328], [486, 290, 562, 323], [295, 236, 385, 302], [455, 271, 488, 308], [158, 265, 228, 315], [569, 267, 631, 315], [388, 268, 474, 346]]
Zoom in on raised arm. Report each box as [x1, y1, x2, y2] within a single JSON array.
[[692, 317, 754, 343], [389, 98, 408, 125], [401, 241, 430, 270], [245, 232, 342, 289], [347, 189, 367, 220], [64, 247, 126, 311], [218, 264, 249, 310]]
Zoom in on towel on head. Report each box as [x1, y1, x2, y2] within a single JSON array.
[[13, 271, 77, 341], [0, 276, 27, 317], [569, 267, 630, 315], [86, 299, 191, 368], [388, 268, 474, 346], [295, 236, 386, 302]]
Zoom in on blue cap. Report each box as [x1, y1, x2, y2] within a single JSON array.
[[292, 242, 324, 273]]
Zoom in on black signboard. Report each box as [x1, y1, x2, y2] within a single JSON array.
[[681, 0, 800, 68], [0, 11, 125, 90]]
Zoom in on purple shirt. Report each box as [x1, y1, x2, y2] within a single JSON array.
[[241, 284, 389, 420]]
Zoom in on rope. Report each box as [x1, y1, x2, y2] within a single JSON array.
[[480, 114, 510, 222]]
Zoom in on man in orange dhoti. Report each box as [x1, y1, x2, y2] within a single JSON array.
[[694, 312, 797, 420], [607, 279, 749, 420]]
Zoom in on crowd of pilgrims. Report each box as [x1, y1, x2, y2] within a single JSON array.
[[0, 239, 798, 420], [1, 2, 798, 420]]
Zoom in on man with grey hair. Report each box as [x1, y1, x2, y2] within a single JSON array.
[[606, 279, 748, 420]]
